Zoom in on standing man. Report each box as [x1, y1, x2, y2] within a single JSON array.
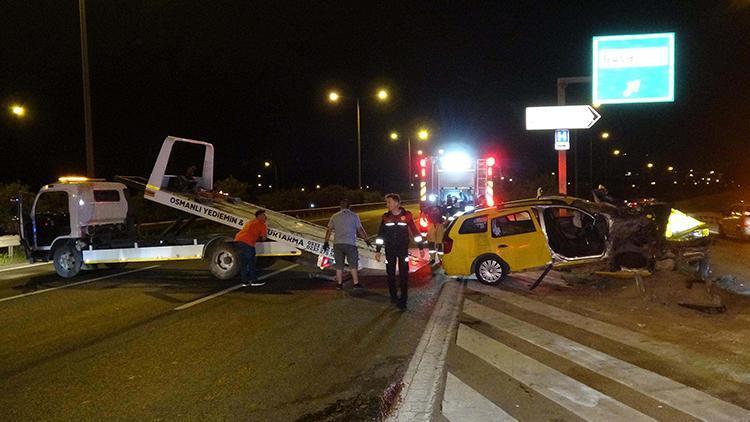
[[375, 193, 426, 310], [323, 199, 370, 289], [235, 209, 268, 287]]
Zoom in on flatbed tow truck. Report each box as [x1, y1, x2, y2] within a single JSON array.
[[12, 136, 403, 279]]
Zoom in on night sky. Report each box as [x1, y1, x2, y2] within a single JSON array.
[[2, 1, 749, 193]]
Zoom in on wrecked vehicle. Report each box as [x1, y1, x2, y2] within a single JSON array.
[[440, 196, 710, 285], [586, 197, 711, 279]]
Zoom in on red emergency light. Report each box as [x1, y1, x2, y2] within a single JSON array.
[[419, 158, 427, 168], [486, 156, 496, 167]]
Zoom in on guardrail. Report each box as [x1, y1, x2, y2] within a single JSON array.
[[0, 235, 20, 258], [279, 199, 419, 220]]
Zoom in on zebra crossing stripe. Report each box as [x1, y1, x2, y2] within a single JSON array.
[[443, 372, 518, 422], [467, 284, 750, 386], [456, 324, 656, 421], [464, 299, 750, 421]]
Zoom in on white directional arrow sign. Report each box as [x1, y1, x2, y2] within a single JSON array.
[[525, 105, 601, 130]]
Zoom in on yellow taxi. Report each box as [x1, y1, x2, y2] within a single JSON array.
[[441, 196, 610, 284]]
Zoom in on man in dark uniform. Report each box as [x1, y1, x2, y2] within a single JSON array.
[[375, 193, 426, 310]]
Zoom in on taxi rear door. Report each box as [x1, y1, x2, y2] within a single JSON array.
[[490, 208, 551, 272]]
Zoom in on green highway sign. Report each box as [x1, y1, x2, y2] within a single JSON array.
[[593, 32, 675, 104]]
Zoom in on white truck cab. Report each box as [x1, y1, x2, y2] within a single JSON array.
[[31, 178, 130, 245], [13, 177, 136, 277]]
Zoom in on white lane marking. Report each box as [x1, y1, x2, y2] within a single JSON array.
[[467, 283, 750, 385], [443, 372, 518, 422], [0, 265, 160, 304], [456, 324, 656, 421], [174, 264, 299, 311], [0, 262, 51, 274], [464, 299, 750, 421]]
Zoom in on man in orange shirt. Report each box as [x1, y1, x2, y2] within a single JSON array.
[[234, 210, 268, 286]]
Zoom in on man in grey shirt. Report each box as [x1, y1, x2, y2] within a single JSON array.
[[323, 199, 370, 289]]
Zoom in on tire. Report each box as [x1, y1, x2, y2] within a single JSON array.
[[208, 241, 240, 280], [53, 244, 83, 278], [105, 263, 128, 270], [474, 255, 509, 285]]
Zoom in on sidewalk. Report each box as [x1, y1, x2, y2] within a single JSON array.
[[389, 270, 750, 421]]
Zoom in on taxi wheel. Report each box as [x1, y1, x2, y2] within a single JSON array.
[[475, 255, 509, 285]]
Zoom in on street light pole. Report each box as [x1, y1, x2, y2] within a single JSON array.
[[356, 98, 362, 190], [407, 136, 412, 190], [79, 0, 95, 177]]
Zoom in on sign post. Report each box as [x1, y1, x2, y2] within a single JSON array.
[[593, 32, 675, 104], [526, 103, 601, 195]]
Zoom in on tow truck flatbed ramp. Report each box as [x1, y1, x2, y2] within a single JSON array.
[[142, 136, 397, 271]]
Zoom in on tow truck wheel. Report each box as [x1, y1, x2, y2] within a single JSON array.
[[53, 244, 83, 278], [475, 255, 509, 285], [209, 242, 240, 280]]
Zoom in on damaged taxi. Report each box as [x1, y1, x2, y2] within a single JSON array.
[[440, 196, 711, 285]]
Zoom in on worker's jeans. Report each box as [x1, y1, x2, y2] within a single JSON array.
[[386, 249, 409, 306], [235, 242, 256, 283]]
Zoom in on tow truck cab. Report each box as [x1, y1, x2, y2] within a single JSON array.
[[14, 177, 132, 263]]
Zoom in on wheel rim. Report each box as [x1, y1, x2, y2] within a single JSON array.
[[216, 251, 234, 271], [58, 251, 76, 271], [479, 260, 503, 283]]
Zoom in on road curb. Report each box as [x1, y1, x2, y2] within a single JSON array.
[[386, 274, 464, 421]]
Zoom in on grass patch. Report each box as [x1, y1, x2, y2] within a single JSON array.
[[0, 247, 27, 266]]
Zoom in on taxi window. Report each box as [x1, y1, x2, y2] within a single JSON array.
[[492, 211, 535, 237], [458, 215, 488, 234]]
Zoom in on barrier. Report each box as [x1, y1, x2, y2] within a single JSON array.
[[0, 235, 20, 258]]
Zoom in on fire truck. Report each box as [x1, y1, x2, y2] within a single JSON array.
[[414, 150, 498, 251], [417, 150, 497, 214]]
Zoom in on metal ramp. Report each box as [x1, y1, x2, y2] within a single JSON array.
[[142, 136, 388, 271]]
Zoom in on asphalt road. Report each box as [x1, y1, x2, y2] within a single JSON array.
[[711, 237, 750, 286], [0, 258, 441, 421]]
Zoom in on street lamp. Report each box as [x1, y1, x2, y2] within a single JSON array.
[[388, 127, 430, 190], [263, 161, 278, 187], [612, 149, 621, 156], [327, 86, 390, 189], [647, 162, 654, 169], [600, 132, 610, 140], [10, 104, 25, 117]]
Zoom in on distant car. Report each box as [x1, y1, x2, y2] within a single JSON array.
[[718, 203, 750, 240], [441, 197, 610, 284]]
